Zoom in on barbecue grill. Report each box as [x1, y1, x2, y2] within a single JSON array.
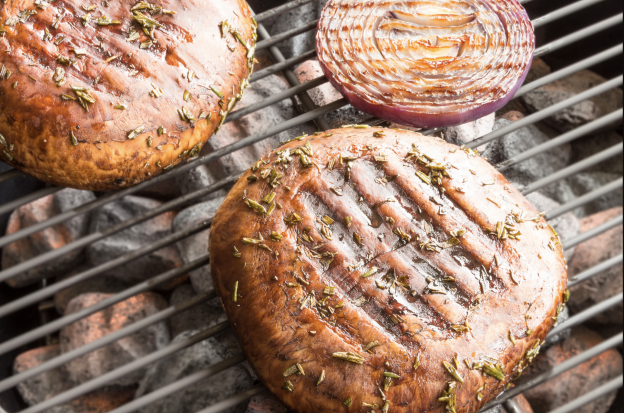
[[0, 0, 622, 412]]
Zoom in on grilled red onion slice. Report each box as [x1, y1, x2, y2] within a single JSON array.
[[316, 0, 535, 128]]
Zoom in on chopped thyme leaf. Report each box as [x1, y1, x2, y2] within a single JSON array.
[[244, 199, 266, 215], [414, 355, 420, 370], [332, 351, 364, 364], [282, 380, 294, 392], [361, 267, 378, 278], [343, 397, 353, 407], [345, 216, 352, 227], [70, 131, 78, 146], [416, 171, 431, 185], [323, 286, 335, 295], [283, 364, 298, 377], [183, 90, 191, 101], [353, 232, 363, 246], [210, 85, 224, 98], [384, 372, 399, 378], [157, 126, 166, 135], [270, 232, 282, 241], [321, 215, 334, 225], [96, 15, 121, 25], [284, 212, 301, 225], [509, 330, 517, 345], [383, 376, 392, 391], [232, 281, 238, 302], [232, 246, 241, 258], [363, 341, 380, 353], [443, 361, 464, 383], [127, 126, 145, 140], [382, 401, 390, 413], [439, 382, 457, 413], [316, 370, 325, 386], [114, 103, 127, 110], [563, 289, 570, 303], [320, 225, 332, 240], [261, 192, 276, 204]]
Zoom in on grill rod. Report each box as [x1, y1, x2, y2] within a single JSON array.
[[548, 376, 623, 413], [468, 76, 623, 149], [254, 0, 318, 23], [107, 332, 624, 413], [0, 71, 618, 283], [497, 110, 623, 172], [0, 169, 619, 320], [521, 143, 623, 195], [1, 0, 620, 408], [546, 178, 623, 220], [0, 256, 210, 357], [1, 1, 616, 322], [2, 221, 619, 393], [0, 148, 621, 349], [0, 14, 619, 249]]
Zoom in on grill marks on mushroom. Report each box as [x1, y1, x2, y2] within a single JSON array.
[[0, 0, 256, 190], [210, 128, 567, 413]]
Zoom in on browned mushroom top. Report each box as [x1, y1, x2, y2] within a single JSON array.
[[0, 0, 255, 190]]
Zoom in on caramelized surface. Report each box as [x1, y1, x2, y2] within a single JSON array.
[[210, 127, 567, 413], [0, 0, 255, 190]]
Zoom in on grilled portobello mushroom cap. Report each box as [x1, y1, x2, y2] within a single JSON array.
[[210, 127, 568, 413]]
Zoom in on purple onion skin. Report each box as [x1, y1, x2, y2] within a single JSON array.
[[319, 55, 533, 129], [316, 2, 535, 129]]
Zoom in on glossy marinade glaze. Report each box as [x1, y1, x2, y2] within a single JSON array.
[[210, 127, 568, 413], [0, 0, 255, 190], [316, 0, 535, 128]]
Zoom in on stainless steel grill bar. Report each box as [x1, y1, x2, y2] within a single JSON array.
[[250, 49, 316, 82], [0, 255, 210, 357], [0, 175, 236, 284], [257, 23, 330, 131], [107, 354, 247, 413], [563, 215, 623, 249], [0, 19, 617, 257], [18, 322, 232, 413], [0, 219, 213, 319], [0, 186, 61, 217], [531, 0, 606, 28], [0, 157, 617, 321], [534, 14, 623, 58], [259, 0, 606, 53], [480, 333, 624, 410], [497, 110, 623, 172], [0, 290, 217, 393], [520, 143, 623, 195], [0, 100, 347, 253], [254, 0, 318, 23], [569, 254, 623, 287], [0, 1, 621, 412], [198, 338, 624, 413], [548, 293, 623, 338], [548, 376, 623, 413], [546, 178, 623, 220], [1, 219, 615, 404], [516, 44, 623, 97], [227, 76, 328, 123], [468, 76, 623, 150], [0, 168, 21, 184], [195, 385, 266, 413], [256, 19, 319, 51]]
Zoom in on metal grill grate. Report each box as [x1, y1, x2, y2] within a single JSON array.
[[0, 0, 622, 412]]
